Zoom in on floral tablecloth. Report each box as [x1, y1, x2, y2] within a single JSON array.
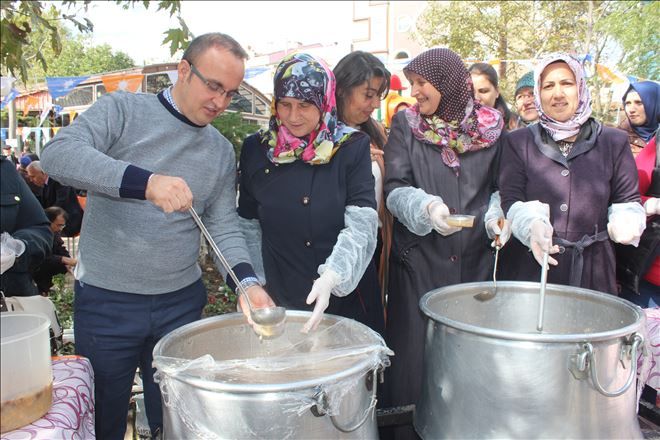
[[2, 356, 95, 440], [640, 307, 660, 392]]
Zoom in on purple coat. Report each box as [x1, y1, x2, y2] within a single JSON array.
[[499, 120, 641, 294]]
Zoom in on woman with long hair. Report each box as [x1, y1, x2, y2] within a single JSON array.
[[334, 50, 392, 308], [469, 62, 517, 131]]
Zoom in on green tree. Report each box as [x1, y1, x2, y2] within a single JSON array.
[[414, 1, 595, 96], [414, 0, 658, 122], [595, 1, 659, 80], [45, 36, 135, 78], [211, 112, 261, 160], [1, 0, 191, 83]]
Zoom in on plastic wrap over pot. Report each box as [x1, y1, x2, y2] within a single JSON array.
[[153, 312, 391, 439]]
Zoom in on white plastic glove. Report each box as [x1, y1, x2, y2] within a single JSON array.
[[644, 198, 660, 216], [302, 269, 341, 333], [529, 219, 559, 267], [0, 232, 26, 275], [427, 201, 462, 236], [485, 218, 512, 248], [607, 220, 644, 247], [607, 202, 646, 247]]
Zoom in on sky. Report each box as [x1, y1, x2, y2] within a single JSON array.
[[72, 1, 354, 65]]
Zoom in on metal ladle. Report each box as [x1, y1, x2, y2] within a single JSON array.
[[473, 218, 505, 302], [536, 251, 549, 332], [189, 207, 286, 329]]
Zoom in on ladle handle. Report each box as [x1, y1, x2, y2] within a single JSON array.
[[494, 218, 505, 249], [189, 207, 252, 311], [536, 251, 549, 331]]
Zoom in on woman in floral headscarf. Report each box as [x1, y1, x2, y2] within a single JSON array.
[[498, 53, 645, 294], [381, 48, 505, 431], [237, 53, 384, 334]]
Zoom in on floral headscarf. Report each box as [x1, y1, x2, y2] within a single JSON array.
[[534, 53, 592, 142], [403, 48, 503, 174], [261, 53, 355, 165]]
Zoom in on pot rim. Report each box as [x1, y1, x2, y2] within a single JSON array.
[[419, 281, 644, 343], [153, 311, 385, 393]]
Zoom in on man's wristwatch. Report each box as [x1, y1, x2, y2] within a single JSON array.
[[239, 276, 261, 291]]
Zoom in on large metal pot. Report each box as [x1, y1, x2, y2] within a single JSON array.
[[415, 281, 646, 439], [152, 311, 391, 439]]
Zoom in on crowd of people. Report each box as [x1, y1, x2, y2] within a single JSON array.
[[1, 31, 658, 440], [1, 147, 82, 297]]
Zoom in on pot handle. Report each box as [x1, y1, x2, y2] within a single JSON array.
[[312, 369, 379, 433], [574, 333, 644, 398]]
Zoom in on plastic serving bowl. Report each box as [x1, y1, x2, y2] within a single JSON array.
[[1, 313, 53, 433]]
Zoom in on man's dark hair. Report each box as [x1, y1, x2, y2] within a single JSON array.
[[45, 206, 68, 223], [182, 32, 249, 64]]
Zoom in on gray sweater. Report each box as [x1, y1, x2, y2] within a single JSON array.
[[41, 91, 255, 294]]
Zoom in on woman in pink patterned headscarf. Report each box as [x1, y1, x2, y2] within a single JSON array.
[[238, 52, 385, 335], [381, 48, 507, 430], [498, 53, 646, 296]]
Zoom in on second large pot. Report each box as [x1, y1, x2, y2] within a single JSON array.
[[415, 281, 646, 439]]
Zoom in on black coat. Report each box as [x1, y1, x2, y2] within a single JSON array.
[[382, 111, 500, 409], [38, 178, 84, 237], [33, 232, 70, 294], [0, 157, 53, 296]]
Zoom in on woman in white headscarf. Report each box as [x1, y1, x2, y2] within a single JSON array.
[[498, 53, 646, 294]]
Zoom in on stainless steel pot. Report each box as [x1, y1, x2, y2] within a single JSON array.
[[415, 281, 646, 439], [152, 311, 390, 439]]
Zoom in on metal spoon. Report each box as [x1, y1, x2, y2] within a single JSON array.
[[473, 218, 505, 302], [189, 207, 286, 329], [536, 251, 549, 332]]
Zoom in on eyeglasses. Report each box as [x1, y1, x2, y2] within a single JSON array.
[[54, 223, 66, 229], [186, 60, 238, 99]]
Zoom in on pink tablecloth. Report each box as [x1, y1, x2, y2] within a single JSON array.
[[2, 356, 95, 440]]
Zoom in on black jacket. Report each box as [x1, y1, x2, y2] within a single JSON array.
[[38, 178, 84, 237], [1, 157, 53, 296]]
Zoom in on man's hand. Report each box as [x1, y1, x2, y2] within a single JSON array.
[[62, 256, 77, 266], [237, 285, 276, 324], [145, 174, 193, 213]]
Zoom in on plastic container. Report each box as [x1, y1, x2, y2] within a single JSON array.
[[1, 313, 53, 433], [446, 214, 475, 228]]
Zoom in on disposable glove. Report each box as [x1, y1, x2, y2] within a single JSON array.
[[644, 198, 660, 216], [529, 219, 559, 268], [0, 232, 26, 275], [608, 212, 645, 246], [427, 201, 462, 236], [302, 269, 341, 333], [485, 218, 512, 248]]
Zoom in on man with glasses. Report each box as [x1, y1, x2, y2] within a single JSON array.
[[32, 206, 77, 294], [41, 33, 275, 440], [514, 71, 539, 128]]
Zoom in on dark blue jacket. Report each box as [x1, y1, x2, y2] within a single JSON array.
[[238, 132, 384, 333], [1, 157, 53, 296]]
